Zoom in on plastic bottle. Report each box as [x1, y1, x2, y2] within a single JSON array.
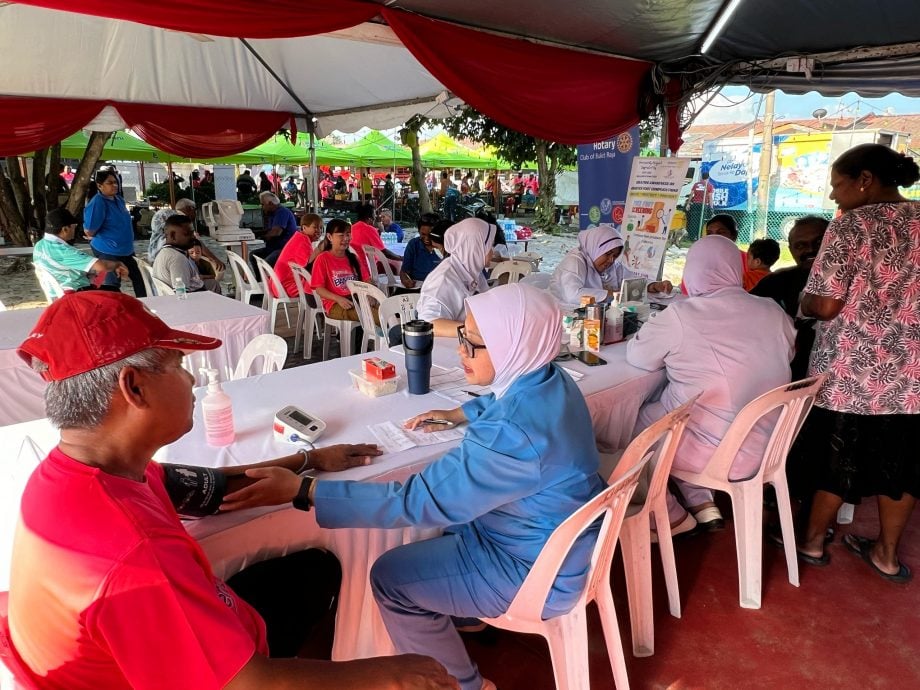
[[173, 276, 188, 300], [200, 368, 234, 446]]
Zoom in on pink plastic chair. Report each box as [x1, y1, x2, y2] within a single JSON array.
[[0, 592, 39, 690], [671, 375, 824, 609], [482, 461, 647, 690], [609, 396, 698, 657]]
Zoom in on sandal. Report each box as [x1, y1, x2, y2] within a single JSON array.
[[796, 548, 830, 567], [843, 534, 912, 584]]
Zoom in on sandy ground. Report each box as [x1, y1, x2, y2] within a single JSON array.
[[0, 227, 694, 310]]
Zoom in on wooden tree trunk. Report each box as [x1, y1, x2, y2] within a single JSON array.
[[0, 162, 29, 246], [31, 148, 48, 232], [46, 142, 62, 211], [402, 126, 432, 215], [5, 157, 34, 241], [533, 140, 559, 234], [65, 131, 109, 218]]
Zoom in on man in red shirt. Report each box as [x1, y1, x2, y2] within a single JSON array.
[[5, 291, 457, 690]]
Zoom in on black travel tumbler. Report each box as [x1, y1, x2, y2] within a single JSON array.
[[402, 319, 434, 395]]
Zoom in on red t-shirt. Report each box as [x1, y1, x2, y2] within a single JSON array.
[[271, 231, 313, 298], [349, 220, 384, 254], [309, 250, 369, 312], [7, 448, 267, 690]]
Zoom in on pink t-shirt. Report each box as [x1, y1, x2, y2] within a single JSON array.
[[309, 250, 369, 312], [271, 231, 313, 298], [8, 448, 268, 690], [350, 220, 384, 253]]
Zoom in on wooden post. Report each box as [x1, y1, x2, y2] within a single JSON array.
[[166, 161, 177, 208]]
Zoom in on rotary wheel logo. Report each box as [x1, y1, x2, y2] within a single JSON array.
[[588, 206, 601, 223], [612, 205, 624, 224], [616, 132, 633, 153]]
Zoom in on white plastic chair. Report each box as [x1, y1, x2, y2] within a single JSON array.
[[231, 334, 288, 380], [608, 396, 698, 657], [289, 264, 322, 360], [253, 255, 298, 334], [490, 259, 533, 285], [152, 276, 175, 295], [226, 250, 265, 306], [136, 258, 158, 297], [517, 251, 544, 271], [671, 375, 824, 609], [362, 245, 400, 295], [482, 461, 646, 690], [0, 297, 6, 312], [33, 264, 65, 303], [318, 295, 355, 361], [346, 280, 387, 353], [378, 292, 420, 335]]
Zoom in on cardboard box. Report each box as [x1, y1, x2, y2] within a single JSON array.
[[362, 357, 396, 380]]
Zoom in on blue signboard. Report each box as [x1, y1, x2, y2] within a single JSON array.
[[576, 126, 640, 231]]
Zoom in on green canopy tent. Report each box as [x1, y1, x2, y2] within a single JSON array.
[[346, 130, 413, 168], [419, 132, 497, 169], [57, 130, 186, 163]]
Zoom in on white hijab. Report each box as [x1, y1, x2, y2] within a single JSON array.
[[466, 283, 562, 399], [418, 218, 496, 321], [682, 234, 743, 296], [575, 224, 625, 290]]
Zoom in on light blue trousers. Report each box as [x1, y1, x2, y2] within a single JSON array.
[[371, 533, 510, 690]]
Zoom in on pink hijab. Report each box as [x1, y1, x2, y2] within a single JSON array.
[[466, 283, 562, 399], [682, 234, 743, 296], [576, 224, 624, 290]]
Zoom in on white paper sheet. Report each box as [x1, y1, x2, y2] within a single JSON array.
[[428, 366, 491, 404], [368, 420, 466, 454]]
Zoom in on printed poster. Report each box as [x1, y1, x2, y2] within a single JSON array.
[[621, 157, 690, 280], [576, 127, 640, 231]]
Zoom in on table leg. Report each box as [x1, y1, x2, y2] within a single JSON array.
[[239, 241, 250, 263]]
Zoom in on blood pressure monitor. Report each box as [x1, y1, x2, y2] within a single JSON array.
[[273, 406, 326, 445]]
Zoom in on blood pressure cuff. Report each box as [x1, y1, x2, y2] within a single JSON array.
[[161, 464, 228, 517]]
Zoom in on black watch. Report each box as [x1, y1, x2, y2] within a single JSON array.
[[292, 476, 315, 512]]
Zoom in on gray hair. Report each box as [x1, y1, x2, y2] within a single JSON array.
[[175, 198, 196, 212], [259, 192, 280, 205], [41, 348, 174, 429]]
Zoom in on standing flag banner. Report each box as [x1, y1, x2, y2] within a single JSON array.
[[621, 157, 690, 280], [576, 126, 640, 231]]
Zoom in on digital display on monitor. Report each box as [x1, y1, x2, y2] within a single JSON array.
[[288, 410, 313, 427]]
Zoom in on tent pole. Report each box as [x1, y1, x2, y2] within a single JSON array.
[[309, 129, 318, 215], [166, 161, 177, 208], [139, 162, 146, 198]]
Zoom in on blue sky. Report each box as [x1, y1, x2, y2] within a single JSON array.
[[696, 86, 920, 124]]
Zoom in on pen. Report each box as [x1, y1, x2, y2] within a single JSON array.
[[422, 418, 453, 425], [463, 390, 481, 397]]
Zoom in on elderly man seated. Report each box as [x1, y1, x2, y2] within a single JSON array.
[[5, 290, 457, 690], [152, 214, 219, 293], [33, 208, 128, 292], [148, 198, 224, 271], [250, 192, 298, 272]]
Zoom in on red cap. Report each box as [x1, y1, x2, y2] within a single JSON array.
[[18, 291, 221, 381]]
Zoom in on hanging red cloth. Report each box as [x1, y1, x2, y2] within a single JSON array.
[[13, 0, 378, 39], [0, 96, 104, 155], [118, 103, 289, 158], [382, 9, 652, 145]]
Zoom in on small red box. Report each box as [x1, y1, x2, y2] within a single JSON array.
[[362, 357, 396, 380]]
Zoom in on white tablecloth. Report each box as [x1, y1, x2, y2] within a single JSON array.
[[0, 292, 269, 426], [0, 337, 664, 661]]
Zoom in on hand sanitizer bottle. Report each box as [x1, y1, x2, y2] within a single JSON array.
[[200, 368, 234, 446]]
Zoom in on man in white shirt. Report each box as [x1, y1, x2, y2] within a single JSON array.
[[152, 215, 219, 293]]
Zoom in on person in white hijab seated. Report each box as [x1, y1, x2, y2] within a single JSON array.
[[221, 283, 606, 690], [549, 224, 672, 306], [416, 216, 497, 336], [625, 234, 796, 535]]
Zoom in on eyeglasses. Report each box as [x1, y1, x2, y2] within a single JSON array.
[[457, 325, 487, 359]]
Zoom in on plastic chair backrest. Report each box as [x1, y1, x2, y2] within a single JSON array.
[[136, 258, 158, 297], [491, 260, 532, 285], [701, 375, 824, 483], [362, 245, 398, 291], [226, 250, 262, 296], [378, 293, 420, 332], [0, 298, 6, 312], [503, 461, 644, 621], [347, 280, 387, 337], [33, 264, 65, 303], [232, 334, 288, 380], [254, 255, 285, 301], [289, 264, 319, 310], [152, 276, 175, 295], [0, 592, 39, 690]]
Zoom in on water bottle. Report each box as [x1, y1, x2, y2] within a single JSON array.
[[173, 276, 188, 300], [402, 320, 434, 395]]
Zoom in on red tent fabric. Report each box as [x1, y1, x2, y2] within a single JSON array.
[[14, 0, 378, 39], [382, 9, 651, 145], [0, 97, 105, 155]]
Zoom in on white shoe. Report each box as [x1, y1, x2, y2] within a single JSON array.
[[693, 506, 725, 531], [651, 512, 697, 544]]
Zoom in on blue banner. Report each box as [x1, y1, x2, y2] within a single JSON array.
[[576, 126, 640, 231]]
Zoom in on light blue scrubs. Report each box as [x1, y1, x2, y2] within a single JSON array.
[[315, 364, 605, 689]]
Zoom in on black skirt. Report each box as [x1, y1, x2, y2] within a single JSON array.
[[788, 405, 920, 504]]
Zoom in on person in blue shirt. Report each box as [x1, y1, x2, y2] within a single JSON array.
[[377, 208, 404, 242], [399, 212, 442, 288], [222, 283, 605, 690], [250, 192, 298, 271], [83, 169, 145, 295]]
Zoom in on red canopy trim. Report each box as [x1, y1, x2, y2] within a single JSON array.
[[382, 9, 652, 145], [12, 0, 378, 39], [0, 97, 289, 158]]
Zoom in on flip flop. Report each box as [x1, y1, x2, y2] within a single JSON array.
[[796, 548, 830, 567], [843, 534, 912, 584]]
